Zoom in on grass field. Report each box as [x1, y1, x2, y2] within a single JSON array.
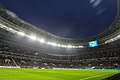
[[0, 68, 119, 80]]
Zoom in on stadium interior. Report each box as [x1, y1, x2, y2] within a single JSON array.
[[0, 0, 120, 69], [0, 0, 120, 80]]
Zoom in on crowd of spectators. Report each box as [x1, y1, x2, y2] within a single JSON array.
[[0, 34, 120, 69]]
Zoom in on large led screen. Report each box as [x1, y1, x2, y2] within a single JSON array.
[[88, 41, 99, 47]]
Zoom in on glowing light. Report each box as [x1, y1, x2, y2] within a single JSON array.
[[38, 38, 45, 43], [35, 53, 38, 55], [78, 46, 84, 48], [0, 23, 85, 49], [51, 43, 57, 46], [61, 45, 67, 48], [117, 35, 120, 38], [67, 45, 72, 48], [28, 35, 37, 40], [47, 42, 57, 47], [17, 32, 25, 36], [57, 44, 61, 47]]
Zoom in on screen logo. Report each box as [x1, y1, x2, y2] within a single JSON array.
[[88, 41, 99, 47]]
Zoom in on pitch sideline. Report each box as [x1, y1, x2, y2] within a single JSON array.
[[80, 73, 113, 80]]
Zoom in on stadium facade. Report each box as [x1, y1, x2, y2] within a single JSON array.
[[0, 0, 120, 69]]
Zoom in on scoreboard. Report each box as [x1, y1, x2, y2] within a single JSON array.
[[88, 40, 99, 47]]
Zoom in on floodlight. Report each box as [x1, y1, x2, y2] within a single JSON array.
[[28, 35, 37, 40], [51, 43, 57, 46], [67, 45, 72, 48], [117, 35, 120, 38], [61, 45, 67, 48], [57, 44, 61, 47], [39, 38, 45, 43], [17, 32, 25, 36], [47, 42, 57, 47], [8, 28, 14, 31], [72, 46, 76, 48], [78, 46, 84, 48]]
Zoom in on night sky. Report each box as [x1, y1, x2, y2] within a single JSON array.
[[0, 0, 117, 38]]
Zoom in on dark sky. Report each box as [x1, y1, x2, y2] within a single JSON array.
[[0, 0, 117, 38]]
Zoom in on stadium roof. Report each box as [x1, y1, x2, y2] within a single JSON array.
[[0, 0, 118, 39], [0, 0, 120, 47]]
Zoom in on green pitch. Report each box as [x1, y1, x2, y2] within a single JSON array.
[[0, 68, 119, 80]]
